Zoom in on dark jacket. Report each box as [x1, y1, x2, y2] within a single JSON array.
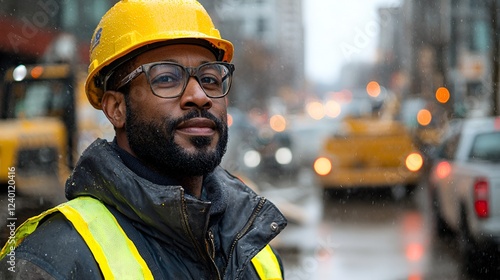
[[0, 139, 287, 279]]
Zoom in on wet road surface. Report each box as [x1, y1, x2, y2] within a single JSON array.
[[268, 170, 498, 280]]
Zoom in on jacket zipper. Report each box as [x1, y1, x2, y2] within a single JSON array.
[[207, 230, 216, 260], [223, 196, 266, 278], [180, 189, 221, 280], [206, 230, 221, 279]]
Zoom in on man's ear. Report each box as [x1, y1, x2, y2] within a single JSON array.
[[102, 91, 127, 129]]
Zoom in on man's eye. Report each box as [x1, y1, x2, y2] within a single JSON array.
[[151, 73, 181, 87], [200, 75, 221, 86]]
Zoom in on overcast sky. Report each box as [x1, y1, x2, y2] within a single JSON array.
[[304, 0, 400, 84]]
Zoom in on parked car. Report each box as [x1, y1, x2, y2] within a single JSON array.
[[428, 117, 500, 273]]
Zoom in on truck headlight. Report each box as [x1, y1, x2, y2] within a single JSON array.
[[314, 157, 332, 176], [405, 152, 423, 172]]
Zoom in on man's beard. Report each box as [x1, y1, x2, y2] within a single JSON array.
[[125, 104, 228, 178]]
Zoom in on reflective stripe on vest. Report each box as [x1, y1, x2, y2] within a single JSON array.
[[58, 197, 154, 279], [0, 196, 282, 279], [251, 244, 283, 280], [0, 197, 153, 279]]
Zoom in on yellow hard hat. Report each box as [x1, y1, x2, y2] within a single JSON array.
[[85, 0, 234, 109]]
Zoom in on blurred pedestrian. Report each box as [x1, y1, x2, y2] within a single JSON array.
[[0, 0, 286, 279]]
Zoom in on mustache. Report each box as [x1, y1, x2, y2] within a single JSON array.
[[168, 110, 226, 133]]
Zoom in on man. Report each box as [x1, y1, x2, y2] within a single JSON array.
[[0, 0, 287, 279]]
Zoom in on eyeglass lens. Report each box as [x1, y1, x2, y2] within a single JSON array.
[[148, 63, 231, 98]]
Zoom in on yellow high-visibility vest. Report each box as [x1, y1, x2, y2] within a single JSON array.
[[0, 196, 282, 280]]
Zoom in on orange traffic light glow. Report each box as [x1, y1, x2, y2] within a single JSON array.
[[366, 81, 381, 97], [435, 87, 450, 103], [270, 114, 287, 132], [417, 109, 432, 126]]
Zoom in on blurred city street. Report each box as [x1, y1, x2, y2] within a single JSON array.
[[258, 168, 489, 280]]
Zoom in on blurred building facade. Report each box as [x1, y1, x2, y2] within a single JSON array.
[[201, 0, 306, 113], [376, 0, 499, 118], [0, 0, 116, 70]]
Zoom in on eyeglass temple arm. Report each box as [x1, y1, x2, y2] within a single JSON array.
[[116, 67, 144, 90]]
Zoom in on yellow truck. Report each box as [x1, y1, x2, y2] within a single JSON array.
[[0, 63, 112, 202], [313, 92, 424, 196]]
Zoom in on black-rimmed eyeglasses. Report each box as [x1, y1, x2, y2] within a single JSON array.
[[110, 61, 235, 98]]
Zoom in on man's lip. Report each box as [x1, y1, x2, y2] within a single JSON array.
[[176, 118, 216, 135]]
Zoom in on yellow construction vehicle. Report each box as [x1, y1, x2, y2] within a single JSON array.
[[313, 87, 424, 195], [0, 63, 112, 202]]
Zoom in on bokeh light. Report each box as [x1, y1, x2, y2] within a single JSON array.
[[325, 100, 341, 118], [306, 101, 325, 120], [270, 114, 287, 132], [406, 153, 423, 172], [366, 81, 381, 98], [314, 157, 332, 176], [417, 109, 432, 126], [227, 113, 234, 127], [435, 87, 450, 104]]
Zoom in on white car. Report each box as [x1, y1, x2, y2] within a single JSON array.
[[429, 117, 500, 274]]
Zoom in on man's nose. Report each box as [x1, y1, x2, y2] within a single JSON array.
[[179, 77, 212, 109]]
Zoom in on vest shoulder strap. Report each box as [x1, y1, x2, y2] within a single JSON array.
[[0, 196, 154, 280], [58, 196, 154, 279], [251, 244, 283, 280]]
